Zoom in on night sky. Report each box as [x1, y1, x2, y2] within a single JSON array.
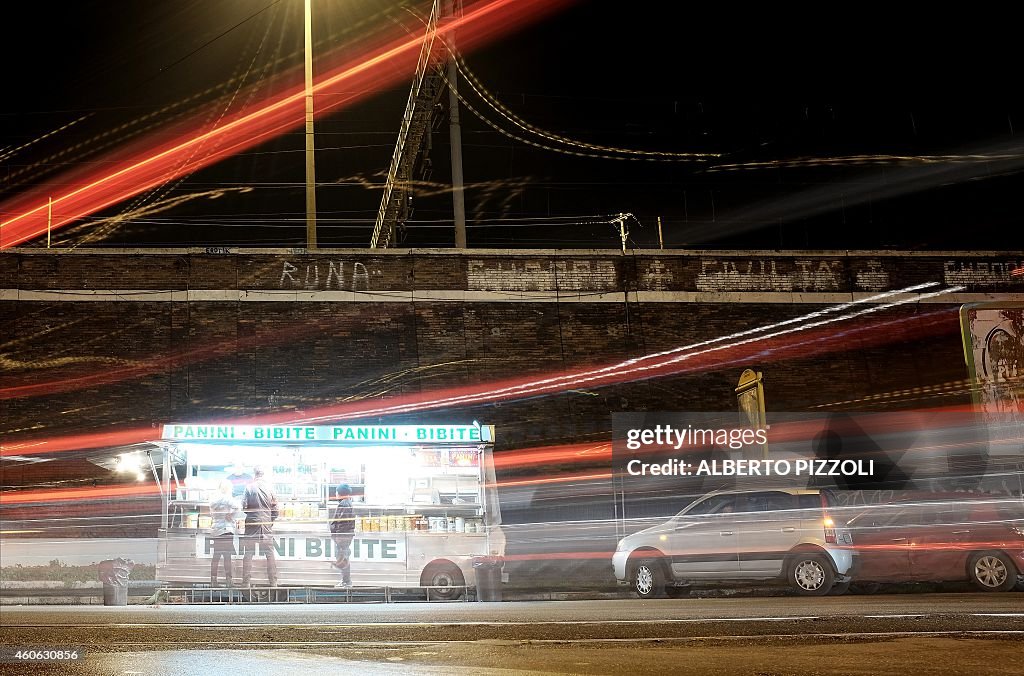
[[2, 1, 1023, 250]]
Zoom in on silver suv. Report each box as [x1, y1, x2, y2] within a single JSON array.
[[612, 488, 855, 597]]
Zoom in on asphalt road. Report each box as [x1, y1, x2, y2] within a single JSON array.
[[2, 595, 1023, 675]]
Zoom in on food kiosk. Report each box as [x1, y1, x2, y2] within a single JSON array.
[[154, 422, 502, 598]]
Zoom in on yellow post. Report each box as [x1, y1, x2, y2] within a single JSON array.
[[736, 369, 768, 459]]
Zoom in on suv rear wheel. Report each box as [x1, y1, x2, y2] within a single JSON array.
[[631, 559, 666, 599], [788, 553, 835, 596], [968, 551, 1018, 592]]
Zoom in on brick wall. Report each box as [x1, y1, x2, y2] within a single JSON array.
[[2, 248, 1020, 525]]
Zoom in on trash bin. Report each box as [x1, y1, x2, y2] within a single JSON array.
[[473, 556, 503, 602], [98, 557, 135, 607]]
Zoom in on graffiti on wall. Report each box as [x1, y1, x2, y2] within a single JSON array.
[[639, 259, 674, 290], [277, 261, 379, 291], [695, 258, 846, 292], [944, 260, 1024, 287], [466, 259, 617, 292], [263, 257, 1024, 294], [854, 260, 890, 291]]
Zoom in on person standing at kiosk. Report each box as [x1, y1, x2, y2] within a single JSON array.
[[225, 462, 253, 498], [241, 466, 279, 587], [330, 484, 355, 588], [209, 480, 243, 587]]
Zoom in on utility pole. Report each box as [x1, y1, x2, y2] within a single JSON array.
[[445, 0, 467, 248], [303, 0, 318, 250], [615, 213, 629, 253]]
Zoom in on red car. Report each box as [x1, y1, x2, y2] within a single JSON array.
[[846, 497, 1024, 592]]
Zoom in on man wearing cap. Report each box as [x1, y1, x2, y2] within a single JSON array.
[[241, 466, 279, 587], [330, 484, 355, 588]]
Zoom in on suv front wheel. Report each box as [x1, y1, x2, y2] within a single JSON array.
[[787, 553, 835, 596], [631, 559, 666, 599]]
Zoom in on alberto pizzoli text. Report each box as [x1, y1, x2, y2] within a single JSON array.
[[625, 459, 875, 477]]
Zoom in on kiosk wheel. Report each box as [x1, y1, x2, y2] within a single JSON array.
[[422, 562, 465, 600]]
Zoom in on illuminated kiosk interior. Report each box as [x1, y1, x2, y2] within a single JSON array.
[[155, 422, 502, 599]]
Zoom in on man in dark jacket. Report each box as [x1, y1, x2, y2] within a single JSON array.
[[241, 466, 279, 587], [330, 484, 355, 587]]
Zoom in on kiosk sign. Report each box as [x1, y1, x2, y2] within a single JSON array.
[[162, 424, 489, 444]]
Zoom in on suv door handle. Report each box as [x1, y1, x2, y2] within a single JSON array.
[[951, 530, 970, 534], [781, 527, 796, 533], [720, 531, 734, 536], [891, 537, 907, 541]]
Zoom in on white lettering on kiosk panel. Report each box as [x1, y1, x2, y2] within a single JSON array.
[[196, 534, 406, 563]]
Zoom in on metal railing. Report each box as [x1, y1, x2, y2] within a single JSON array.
[[159, 584, 474, 604]]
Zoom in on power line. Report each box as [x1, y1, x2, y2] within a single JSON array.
[[451, 48, 719, 161], [144, 0, 286, 86]]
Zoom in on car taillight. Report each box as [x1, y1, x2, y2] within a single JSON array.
[[819, 493, 838, 544], [823, 515, 837, 544]]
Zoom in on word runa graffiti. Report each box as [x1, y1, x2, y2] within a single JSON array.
[[278, 261, 375, 290]]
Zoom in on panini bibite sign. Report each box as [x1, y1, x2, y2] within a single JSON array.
[[162, 424, 490, 444]]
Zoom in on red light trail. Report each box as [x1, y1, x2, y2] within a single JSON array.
[[0, 472, 608, 505], [0, 0, 571, 248], [0, 312, 335, 400], [0, 483, 160, 505], [492, 442, 612, 470], [0, 291, 962, 458]]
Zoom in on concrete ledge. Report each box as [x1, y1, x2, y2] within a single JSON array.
[[6, 247, 1024, 258]]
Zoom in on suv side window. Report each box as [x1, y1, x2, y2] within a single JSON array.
[[737, 492, 798, 513], [797, 493, 823, 510], [683, 494, 739, 516]]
